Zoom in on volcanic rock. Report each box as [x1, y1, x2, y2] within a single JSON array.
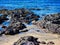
[[39, 13, 60, 34], [13, 36, 40, 45], [0, 14, 9, 24], [4, 22, 26, 35], [0, 8, 40, 35]]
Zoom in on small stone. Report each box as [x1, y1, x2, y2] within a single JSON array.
[[47, 41, 55, 45], [40, 41, 46, 44]]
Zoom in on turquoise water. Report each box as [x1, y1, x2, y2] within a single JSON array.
[[0, 0, 60, 30]]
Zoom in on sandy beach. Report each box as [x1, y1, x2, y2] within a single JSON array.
[[0, 25, 60, 45]]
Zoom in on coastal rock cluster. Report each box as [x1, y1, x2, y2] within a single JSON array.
[[13, 36, 55, 45], [13, 36, 40, 45], [39, 13, 60, 34], [0, 8, 40, 35]]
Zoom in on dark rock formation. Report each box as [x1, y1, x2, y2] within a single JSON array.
[[13, 36, 40, 45], [39, 13, 60, 34], [0, 8, 40, 35], [0, 8, 40, 24], [1, 22, 26, 35], [40, 41, 46, 44], [0, 9, 8, 14], [0, 14, 9, 24], [47, 41, 55, 45]]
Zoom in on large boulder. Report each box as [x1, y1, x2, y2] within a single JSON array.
[[3, 22, 26, 35], [13, 36, 40, 45]]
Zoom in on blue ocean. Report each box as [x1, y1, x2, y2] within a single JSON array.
[[0, 0, 60, 30]]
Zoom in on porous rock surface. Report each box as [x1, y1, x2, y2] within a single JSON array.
[[13, 36, 40, 45], [39, 13, 60, 34], [0, 8, 40, 35]]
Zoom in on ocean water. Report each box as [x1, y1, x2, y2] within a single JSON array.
[[0, 0, 60, 13], [0, 0, 60, 30]]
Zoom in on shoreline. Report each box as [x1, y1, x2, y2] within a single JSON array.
[[0, 8, 60, 45]]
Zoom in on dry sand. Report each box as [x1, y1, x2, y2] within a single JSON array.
[[0, 25, 60, 45]]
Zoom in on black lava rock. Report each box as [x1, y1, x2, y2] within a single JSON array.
[[13, 36, 40, 45]]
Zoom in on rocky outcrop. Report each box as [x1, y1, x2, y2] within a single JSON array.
[[0, 14, 8, 24], [13, 36, 55, 45], [0, 8, 40, 35], [0, 8, 40, 24], [4, 22, 26, 35], [38, 13, 60, 34], [13, 36, 40, 45]]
